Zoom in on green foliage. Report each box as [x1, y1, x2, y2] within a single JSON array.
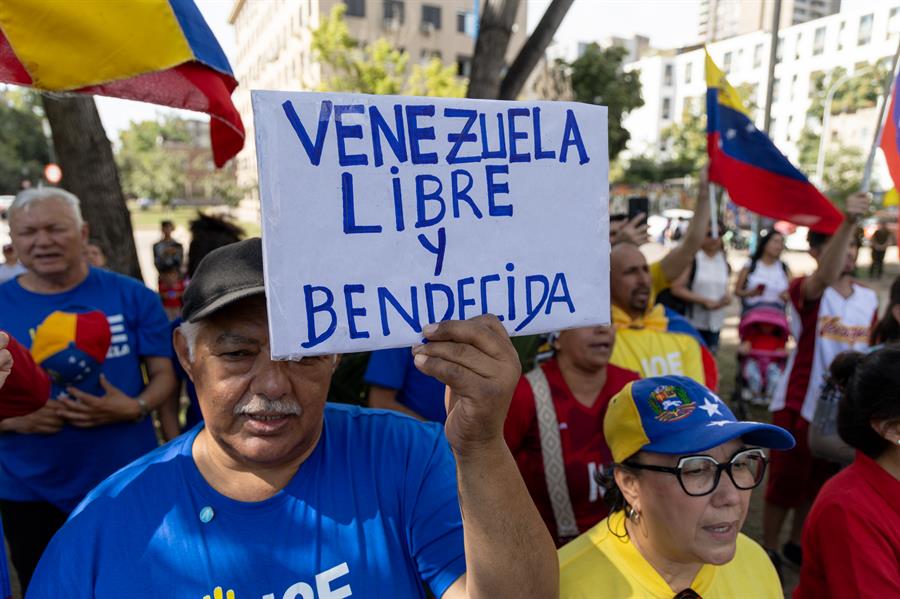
[[567, 44, 643, 160], [659, 110, 707, 179], [116, 117, 242, 206], [312, 5, 465, 97], [0, 89, 50, 193]]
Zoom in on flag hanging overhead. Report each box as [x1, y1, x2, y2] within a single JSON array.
[[705, 50, 842, 234], [0, 0, 244, 167]]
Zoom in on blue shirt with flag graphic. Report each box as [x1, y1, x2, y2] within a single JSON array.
[[27, 404, 467, 599], [0, 267, 171, 512]]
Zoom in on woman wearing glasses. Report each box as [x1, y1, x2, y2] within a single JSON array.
[[559, 375, 794, 598]]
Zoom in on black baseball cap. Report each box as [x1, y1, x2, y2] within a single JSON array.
[[182, 237, 265, 323]]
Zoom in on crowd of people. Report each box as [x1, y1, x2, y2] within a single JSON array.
[[0, 182, 897, 598]]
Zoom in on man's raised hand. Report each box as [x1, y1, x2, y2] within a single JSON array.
[[411, 315, 521, 455]]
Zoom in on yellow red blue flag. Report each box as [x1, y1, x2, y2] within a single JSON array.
[[706, 50, 842, 233], [0, 0, 244, 167]]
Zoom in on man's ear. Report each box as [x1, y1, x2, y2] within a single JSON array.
[[81, 222, 90, 244], [173, 327, 194, 380]]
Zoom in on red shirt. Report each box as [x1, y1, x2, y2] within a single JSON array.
[[159, 278, 186, 309], [0, 332, 49, 419], [504, 358, 639, 545], [795, 452, 900, 599]]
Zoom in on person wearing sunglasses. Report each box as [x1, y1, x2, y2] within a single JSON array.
[[559, 375, 794, 598]]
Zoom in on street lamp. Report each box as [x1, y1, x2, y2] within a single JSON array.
[[814, 67, 872, 186]]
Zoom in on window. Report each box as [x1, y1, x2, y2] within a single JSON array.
[[809, 71, 823, 98], [664, 64, 674, 86], [344, 0, 365, 17], [772, 77, 780, 102], [457, 11, 466, 32], [662, 97, 672, 120], [421, 4, 441, 31], [456, 55, 472, 78], [383, 0, 405, 25], [858, 13, 873, 46], [723, 51, 732, 72], [775, 36, 784, 63], [753, 43, 763, 68], [795, 33, 802, 59], [813, 26, 826, 55], [684, 62, 692, 84], [420, 49, 441, 61], [790, 74, 798, 100], [838, 21, 846, 50]]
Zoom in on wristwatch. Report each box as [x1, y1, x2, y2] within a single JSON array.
[[135, 398, 150, 422]]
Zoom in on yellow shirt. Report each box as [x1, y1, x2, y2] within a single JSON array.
[[559, 511, 782, 599], [649, 260, 669, 304], [609, 305, 717, 389]]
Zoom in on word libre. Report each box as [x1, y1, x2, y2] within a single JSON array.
[[252, 91, 611, 358]]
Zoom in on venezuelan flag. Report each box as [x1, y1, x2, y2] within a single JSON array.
[[880, 72, 900, 194], [706, 50, 843, 233], [0, 0, 244, 167]]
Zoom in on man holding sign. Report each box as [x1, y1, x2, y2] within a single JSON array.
[[29, 238, 559, 598]]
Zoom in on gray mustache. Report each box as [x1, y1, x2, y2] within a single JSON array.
[[234, 396, 302, 416]]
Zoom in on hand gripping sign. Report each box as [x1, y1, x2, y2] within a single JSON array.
[[252, 91, 610, 359]]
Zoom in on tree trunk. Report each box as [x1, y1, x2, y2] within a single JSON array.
[[499, 0, 574, 100], [466, 0, 520, 99], [41, 94, 142, 279]]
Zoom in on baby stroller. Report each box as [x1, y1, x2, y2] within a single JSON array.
[[733, 306, 790, 418]]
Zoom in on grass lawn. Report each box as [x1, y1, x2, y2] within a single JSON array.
[[128, 203, 261, 237]]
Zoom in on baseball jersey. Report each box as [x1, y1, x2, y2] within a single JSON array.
[[504, 359, 639, 545], [770, 277, 878, 421], [28, 404, 466, 599]]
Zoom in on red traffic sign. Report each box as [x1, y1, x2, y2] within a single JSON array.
[[44, 163, 62, 184]]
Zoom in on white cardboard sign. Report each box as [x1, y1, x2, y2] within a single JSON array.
[[252, 91, 610, 358]]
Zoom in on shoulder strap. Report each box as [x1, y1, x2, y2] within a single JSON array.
[[525, 367, 579, 541]]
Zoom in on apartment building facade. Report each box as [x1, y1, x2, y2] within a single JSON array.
[[624, 0, 900, 180], [699, 0, 841, 43], [227, 0, 527, 213]]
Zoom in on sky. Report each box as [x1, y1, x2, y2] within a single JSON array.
[[95, 0, 701, 139]]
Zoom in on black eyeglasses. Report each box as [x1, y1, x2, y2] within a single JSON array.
[[622, 448, 768, 497]]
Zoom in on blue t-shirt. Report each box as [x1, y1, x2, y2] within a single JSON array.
[[365, 348, 447, 423], [0, 521, 9, 599], [0, 267, 171, 512], [28, 404, 466, 598]]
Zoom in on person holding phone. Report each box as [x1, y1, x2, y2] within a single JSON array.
[[733, 230, 791, 312]]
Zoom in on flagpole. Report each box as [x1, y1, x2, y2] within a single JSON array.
[[862, 36, 900, 193], [709, 183, 718, 238]]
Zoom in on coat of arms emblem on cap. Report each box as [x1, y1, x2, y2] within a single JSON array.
[[648, 385, 696, 422]]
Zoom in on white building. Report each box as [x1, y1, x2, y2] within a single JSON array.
[[624, 0, 900, 177], [699, 0, 842, 43], [227, 0, 527, 216]]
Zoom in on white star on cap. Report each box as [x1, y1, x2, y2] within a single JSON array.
[[707, 420, 733, 427], [699, 398, 722, 418], [725, 128, 737, 139]]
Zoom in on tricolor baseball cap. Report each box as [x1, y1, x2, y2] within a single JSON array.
[[604, 375, 795, 463], [30, 310, 112, 396]]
